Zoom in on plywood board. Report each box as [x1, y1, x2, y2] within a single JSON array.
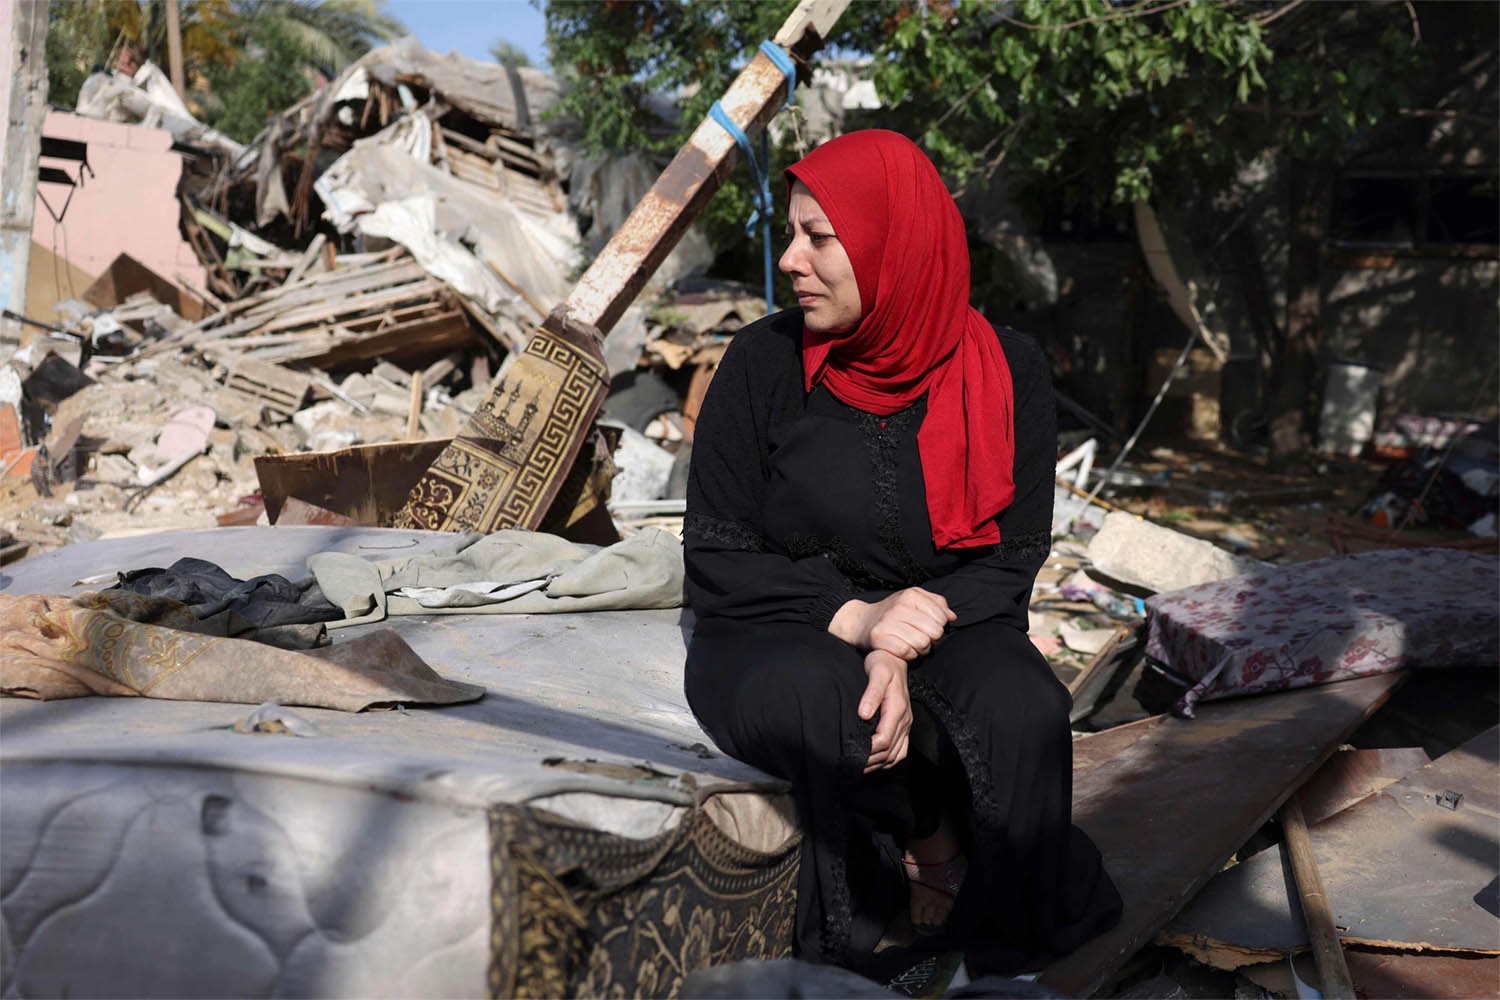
[[1042, 672, 1406, 997]]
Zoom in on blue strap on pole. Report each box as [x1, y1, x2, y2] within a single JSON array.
[[708, 40, 798, 314]]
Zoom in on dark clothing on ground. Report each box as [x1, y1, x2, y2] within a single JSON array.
[[114, 557, 339, 635], [683, 310, 1121, 977]]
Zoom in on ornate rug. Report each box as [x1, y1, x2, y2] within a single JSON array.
[[488, 803, 801, 998], [394, 318, 609, 533]]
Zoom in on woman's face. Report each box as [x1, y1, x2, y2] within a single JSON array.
[[780, 180, 863, 335]]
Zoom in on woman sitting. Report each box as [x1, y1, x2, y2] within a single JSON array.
[[682, 129, 1121, 980]]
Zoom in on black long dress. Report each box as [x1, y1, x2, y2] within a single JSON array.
[[682, 309, 1121, 979]]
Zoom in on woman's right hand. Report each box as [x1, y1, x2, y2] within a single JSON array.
[[829, 588, 956, 660]]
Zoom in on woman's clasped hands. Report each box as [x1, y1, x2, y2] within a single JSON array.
[[829, 589, 956, 772]]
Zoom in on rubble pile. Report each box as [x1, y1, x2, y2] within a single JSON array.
[[1, 37, 766, 564]]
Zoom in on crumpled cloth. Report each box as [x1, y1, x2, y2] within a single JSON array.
[[308, 527, 684, 628], [0, 590, 484, 711], [113, 557, 340, 635]]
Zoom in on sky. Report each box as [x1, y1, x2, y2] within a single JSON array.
[[385, 1, 550, 70]]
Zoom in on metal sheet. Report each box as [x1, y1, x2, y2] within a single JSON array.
[[1160, 726, 1499, 963], [1044, 671, 1406, 997]]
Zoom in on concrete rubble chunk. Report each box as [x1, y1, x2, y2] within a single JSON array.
[[1086, 510, 1263, 595]]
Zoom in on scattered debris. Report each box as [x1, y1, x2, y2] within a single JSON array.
[[1160, 726, 1499, 965]]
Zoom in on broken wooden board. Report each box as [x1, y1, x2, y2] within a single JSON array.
[[1041, 671, 1407, 997], [392, 0, 850, 534], [255, 438, 450, 526], [222, 356, 311, 419], [1067, 623, 1142, 726], [1157, 725, 1499, 966]]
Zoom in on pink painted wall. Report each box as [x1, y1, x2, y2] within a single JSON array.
[[31, 110, 206, 292]]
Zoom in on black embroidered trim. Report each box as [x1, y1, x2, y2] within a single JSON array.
[[822, 723, 876, 961], [855, 408, 929, 588], [683, 511, 766, 553], [785, 532, 886, 590], [992, 528, 1051, 569], [905, 672, 1005, 833]]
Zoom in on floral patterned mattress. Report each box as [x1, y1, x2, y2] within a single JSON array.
[[1143, 548, 1499, 716]]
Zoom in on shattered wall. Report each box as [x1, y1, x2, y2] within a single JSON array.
[[30, 111, 205, 292]]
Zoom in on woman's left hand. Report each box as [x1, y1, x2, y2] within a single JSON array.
[[859, 649, 912, 773]]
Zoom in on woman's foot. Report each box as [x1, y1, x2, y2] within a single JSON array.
[[903, 817, 966, 934]]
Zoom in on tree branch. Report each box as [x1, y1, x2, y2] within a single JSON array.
[[1403, 0, 1422, 44], [931, 70, 997, 133], [1253, 0, 1307, 27], [1000, 0, 1197, 32]]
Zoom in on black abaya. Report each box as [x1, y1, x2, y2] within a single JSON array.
[[682, 310, 1121, 976]]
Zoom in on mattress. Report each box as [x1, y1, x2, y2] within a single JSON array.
[[0, 527, 798, 998]]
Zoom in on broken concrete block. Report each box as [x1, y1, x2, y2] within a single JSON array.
[[1086, 510, 1262, 595]]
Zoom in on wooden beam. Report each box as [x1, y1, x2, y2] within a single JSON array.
[[551, 0, 849, 339], [1278, 795, 1357, 1000]]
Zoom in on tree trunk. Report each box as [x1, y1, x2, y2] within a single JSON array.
[[1269, 157, 1332, 457]]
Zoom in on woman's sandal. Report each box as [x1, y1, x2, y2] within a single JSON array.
[[901, 851, 968, 936]]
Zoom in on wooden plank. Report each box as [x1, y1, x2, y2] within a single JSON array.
[[1157, 724, 1499, 966], [1042, 671, 1407, 997], [223, 358, 311, 418], [296, 307, 475, 370], [282, 233, 328, 285], [1295, 746, 1432, 826], [562, 0, 848, 336], [82, 253, 208, 322], [1067, 624, 1141, 725], [1279, 795, 1357, 1000], [255, 438, 451, 525]]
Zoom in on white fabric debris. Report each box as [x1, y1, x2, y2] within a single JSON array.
[[74, 61, 245, 161]]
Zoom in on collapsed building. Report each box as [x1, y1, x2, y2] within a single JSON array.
[[0, 10, 1497, 1000]]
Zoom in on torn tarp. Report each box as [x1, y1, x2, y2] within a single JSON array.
[[75, 61, 246, 162], [313, 114, 580, 346]]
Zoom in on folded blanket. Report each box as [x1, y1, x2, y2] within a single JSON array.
[[0, 590, 483, 710], [309, 527, 684, 627]]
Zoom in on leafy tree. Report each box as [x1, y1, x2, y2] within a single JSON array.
[[489, 39, 533, 68], [45, 0, 241, 109], [46, 0, 403, 140], [250, 0, 404, 72], [545, 0, 1491, 450], [199, 18, 317, 143]]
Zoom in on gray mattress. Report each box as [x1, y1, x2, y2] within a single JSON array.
[[0, 527, 791, 998]]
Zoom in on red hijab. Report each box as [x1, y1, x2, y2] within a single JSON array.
[[787, 129, 1015, 550]]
